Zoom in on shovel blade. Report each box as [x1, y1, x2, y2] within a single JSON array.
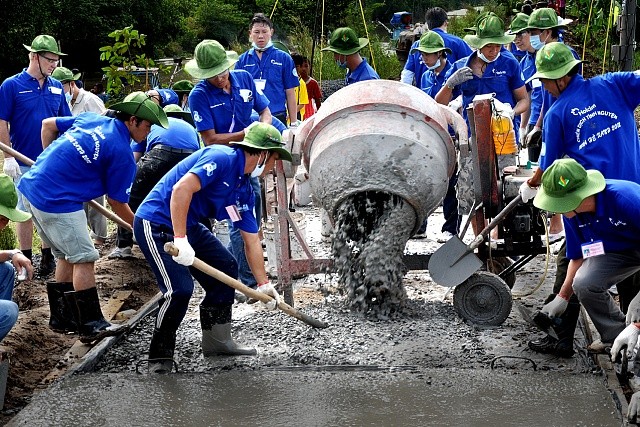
[[428, 236, 483, 287], [514, 302, 559, 340]]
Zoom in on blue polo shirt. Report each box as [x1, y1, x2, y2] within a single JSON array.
[[189, 70, 269, 135], [0, 70, 72, 165], [564, 180, 640, 260], [539, 72, 640, 184], [420, 61, 452, 98], [403, 28, 473, 87], [136, 146, 257, 232], [346, 58, 379, 85], [236, 47, 299, 116], [249, 111, 287, 134], [447, 50, 525, 138], [17, 112, 136, 213], [130, 117, 201, 154], [520, 51, 543, 127]]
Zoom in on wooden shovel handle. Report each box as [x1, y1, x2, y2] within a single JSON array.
[[163, 242, 328, 329], [0, 141, 133, 231]]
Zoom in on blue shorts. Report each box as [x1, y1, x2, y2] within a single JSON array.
[[13, 165, 31, 211], [25, 202, 99, 263]]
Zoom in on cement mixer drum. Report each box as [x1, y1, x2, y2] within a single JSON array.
[[299, 80, 458, 234]]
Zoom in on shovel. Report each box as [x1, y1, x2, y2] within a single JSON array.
[[164, 242, 328, 329], [428, 195, 523, 287], [0, 142, 133, 231]]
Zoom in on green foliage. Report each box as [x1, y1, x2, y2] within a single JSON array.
[[0, 227, 17, 251], [99, 26, 158, 101]]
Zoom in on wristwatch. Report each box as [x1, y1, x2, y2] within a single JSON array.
[[8, 250, 22, 260]]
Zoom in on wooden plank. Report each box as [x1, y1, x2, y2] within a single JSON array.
[[39, 290, 133, 385]]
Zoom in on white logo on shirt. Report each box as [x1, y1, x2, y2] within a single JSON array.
[[609, 218, 627, 226], [193, 110, 202, 123], [270, 60, 283, 66], [203, 162, 217, 176]]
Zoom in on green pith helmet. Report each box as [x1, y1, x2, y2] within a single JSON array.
[[109, 91, 169, 128], [322, 27, 369, 55], [51, 66, 81, 83], [464, 14, 515, 49], [523, 8, 567, 31], [229, 122, 292, 162], [527, 42, 582, 81], [410, 31, 452, 55], [508, 13, 531, 35], [23, 35, 66, 56], [184, 40, 238, 79]]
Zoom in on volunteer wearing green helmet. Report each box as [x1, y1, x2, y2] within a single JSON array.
[[0, 35, 72, 277], [17, 92, 168, 343], [133, 122, 292, 373], [322, 27, 380, 85]]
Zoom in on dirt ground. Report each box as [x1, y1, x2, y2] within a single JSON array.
[[0, 242, 159, 423]]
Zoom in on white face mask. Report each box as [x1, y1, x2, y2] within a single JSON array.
[[427, 59, 441, 70], [530, 35, 545, 50], [252, 41, 273, 52], [250, 153, 267, 178], [478, 51, 500, 63], [65, 91, 72, 103]]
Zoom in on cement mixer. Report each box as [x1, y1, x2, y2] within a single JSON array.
[[280, 80, 467, 317]]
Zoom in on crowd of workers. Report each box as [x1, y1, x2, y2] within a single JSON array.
[[0, 3, 639, 417]]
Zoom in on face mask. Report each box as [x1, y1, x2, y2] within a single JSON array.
[[336, 58, 347, 69], [252, 41, 273, 52], [530, 35, 545, 51], [478, 51, 500, 63], [427, 59, 441, 70], [251, 154, 267, 178], [65, 91, 72, 103]]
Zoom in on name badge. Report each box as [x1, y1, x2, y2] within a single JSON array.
[[226, 205, 242, 222], [254, 79, 266, 94], [581, 240, 605, 259], [49, 86, 62, 95]]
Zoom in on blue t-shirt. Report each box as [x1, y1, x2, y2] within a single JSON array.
[[249, 111, 287, 134], [17, 112, 136, 213], [236, 47, 300, 116], [0, 70, 72, 165], [346, 58, 380, 85], [420, 61, 452, 98], [564, 180, 640, 259], [130, 117, 200, 154], [539, 72, 640, 184], [136, 146, 258, 232], [447, 50, 525, 138], [189, 70, 269, 135], [520, 51, 543, 127], [404, 28, 473, 87]]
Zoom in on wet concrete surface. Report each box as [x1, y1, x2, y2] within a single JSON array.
[[10, 368, 619, 426]]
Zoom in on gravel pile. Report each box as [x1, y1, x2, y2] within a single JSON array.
[[320, 79, 346, 100]]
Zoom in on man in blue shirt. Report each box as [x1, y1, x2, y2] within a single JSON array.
[[18, 92, 168, 343], [322, 27, 380, 85], [236, 13, 299, 125], [401, 7, 472, 86], [186, 39, 272, 295], [133, 123, 292, 373], [534, 159, 640, 354], [0, 35, 72, 277], [109, 104, 201, 260]]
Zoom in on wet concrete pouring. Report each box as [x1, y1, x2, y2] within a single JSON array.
[[8, 201, 626, 426]]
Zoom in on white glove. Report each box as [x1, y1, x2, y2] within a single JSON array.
[[493, 99, 515, 120], [524, 126, 542, 148], [445, 67, 473, 89], [3, 157, 21, 178], [626, 297, 640, 324], [541, 295, 569, 318], [172, 236, 195, 266], [519, 181, 538, 203], [518, 127, 527, 143], [258, 281, 280, 310], [611, 323, 640, 362], [448, 95, 463, 112], [289, 120, 302, 128], [628, 392, 640, 423]]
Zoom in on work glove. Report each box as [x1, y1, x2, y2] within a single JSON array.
[[289, 120, 302, 129], [524, 126, 542, 148], [445, 67, 473, 89], [519, 181, 538, 203], [172, 236, 195, 266], [3, 157, 21, 178], [628, 392, 640, 423], [611, 323, 640, 362], [493, 99, 515, 120], [627, 300, 640, 324], [448, 95, 463, 112], [541, 294, 569, 318], [519, 127, 528, 144], [258, 281, 280, 310]]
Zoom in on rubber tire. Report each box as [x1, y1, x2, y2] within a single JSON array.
[[486, 257, 516, 289], [453, 271, 512, 326]]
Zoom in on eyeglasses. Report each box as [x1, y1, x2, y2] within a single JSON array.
[[38, 53, 59, 65]]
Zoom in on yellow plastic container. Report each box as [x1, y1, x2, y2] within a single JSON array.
[[491, 115, 518, 155]]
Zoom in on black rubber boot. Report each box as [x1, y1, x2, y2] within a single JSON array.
[[200, 304, 256, 356], [64, 287, 127, 343], [46, 281, 78, 333], [38, 249, 56, 278], [148, 328, 177, 374], [528, 297, 580, 358]]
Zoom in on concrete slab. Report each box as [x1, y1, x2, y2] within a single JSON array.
[[10, 368, 620, 426]]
